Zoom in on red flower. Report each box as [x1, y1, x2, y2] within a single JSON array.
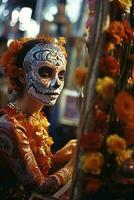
[[96, 109, 108, 122], [3, 105, 17, 117], [107, 21, 126, 44], [122, 20, 133, 43], [15, 113, 27, 121], [95, 109, 108, 130], [80, 133, 102, 151], [85, 177, 102, 194], [124, 124, 134, 145], [99, 55, 120, 77]]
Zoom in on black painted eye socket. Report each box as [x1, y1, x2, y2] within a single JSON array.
[[38, 66, 53, 78], [58, 70, 65, 81]]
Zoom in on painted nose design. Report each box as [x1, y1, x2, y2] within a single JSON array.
[[50, 79, 59, 88], [50, 79, 56, 87]]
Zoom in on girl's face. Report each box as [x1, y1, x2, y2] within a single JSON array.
[[23, 43, 66, 106]]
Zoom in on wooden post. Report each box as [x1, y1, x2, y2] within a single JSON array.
[[70, 1, 109, 199]]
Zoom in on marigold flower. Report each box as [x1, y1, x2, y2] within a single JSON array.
[[8, 40, 23, 54], [80, 133, 102, 151], [80, 152, 104, 174], [116, 150, 133, 166], [29, 112, 50, 128], [58, 37, 66, 45], [99, 55, 120, 77], [106, 134, 126, 154], [128, 77, 134, 85], [96, 76, 115, 98], [73, 67, 88, 87], [114, 91, 134, 123], [104, 41, 115, 53], [85, 177, 102, 194], [15, 113, 27, 121], [116, 0, 132, 12], [107, 21, 125, 44], [122, 20, 133, 42]]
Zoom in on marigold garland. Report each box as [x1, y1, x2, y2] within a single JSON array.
[[4, 104, 53, 179]]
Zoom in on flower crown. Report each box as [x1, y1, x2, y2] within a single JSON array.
[[0, 35, 67, 94]]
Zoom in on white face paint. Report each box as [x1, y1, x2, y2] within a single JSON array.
[[23, 43, 66, 106]]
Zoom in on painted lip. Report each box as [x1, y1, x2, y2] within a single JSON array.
[[29, 84, 59, 96]]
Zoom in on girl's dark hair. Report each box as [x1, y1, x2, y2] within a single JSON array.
[[16, 39, 47, 68]]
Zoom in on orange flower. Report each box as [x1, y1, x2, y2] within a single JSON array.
[[107, 21, 125, 44], [99, 55, 120, 77], [80, 133, 102, 151], [80, 152, 104, 174], [73, 67, 88, 87], [85, 177, 102, 194], [122, 20, 133, 42], [128, 77, 134, 85], [2, 105, 17, 117], [15, 113, 27, 121], [8, 40, 23, 54], [116, 150, 132, 165], [104, 41, 115, 53], [114, 91, 134, 123], [106, 134, 126, 154], [126, 121, 134, 130]]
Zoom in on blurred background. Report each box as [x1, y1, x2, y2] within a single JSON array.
[[0, 0, 88, 151]]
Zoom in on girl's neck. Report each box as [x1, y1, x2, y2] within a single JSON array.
[[14, 94, 44, 115]]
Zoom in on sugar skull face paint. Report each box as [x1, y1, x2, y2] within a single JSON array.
[[23, 43, 67, 106]]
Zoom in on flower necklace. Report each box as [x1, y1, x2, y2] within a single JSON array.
[[4, 103, 53, 179]]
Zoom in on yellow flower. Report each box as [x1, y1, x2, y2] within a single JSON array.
[[80, 152, 104, 175], [96, 76, 115, 98], [117, 0, 132, 12], [116, 149, 133, 165], [106, 134, 126, 154], [29, 112, 50, 128]]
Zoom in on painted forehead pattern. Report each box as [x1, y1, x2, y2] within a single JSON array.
[[23, 43, 67, 71]]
